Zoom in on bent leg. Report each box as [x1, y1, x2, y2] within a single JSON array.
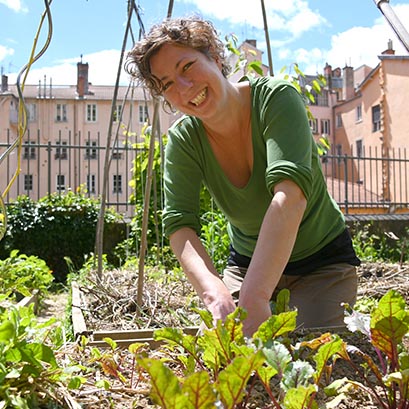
[[277, 263, 358, 328]]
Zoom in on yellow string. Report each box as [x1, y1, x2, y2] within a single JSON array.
[[0, 0, 53, 241]]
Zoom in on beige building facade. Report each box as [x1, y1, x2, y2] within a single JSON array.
[[0, 62, 178, 216], [306, 42, 409, 213]]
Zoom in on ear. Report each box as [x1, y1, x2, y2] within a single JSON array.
[[214, 56, 223, 70]]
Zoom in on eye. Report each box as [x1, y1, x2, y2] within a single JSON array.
[[162, 81, 173, 92], [182, 61, 195, 72]]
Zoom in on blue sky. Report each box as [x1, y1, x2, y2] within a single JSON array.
[[1, 0, 409, 86]]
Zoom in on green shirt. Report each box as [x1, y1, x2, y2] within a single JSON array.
[[163, 76, 346, 262]]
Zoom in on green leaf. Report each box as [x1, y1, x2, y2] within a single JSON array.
[[275, 288, 291, 314], [313, 335, 345, 384], [102, 337, 117, 350], [0, 320, 14, 342], [95, 379, 111, 390], [138, 358, 183, 409], [262, 340, 292, 377], [283, 385, 318, 409], [217, 352, 264, 409], [281, 360, 315, 392], [68, 376, 86, 389], [154, 328, 200, 362], [253, 310, 297, 342], [370, 290, 409, 360], [182, 371, 216, 409], [256, 364, 278, 385], [23, 343, 58, 369]]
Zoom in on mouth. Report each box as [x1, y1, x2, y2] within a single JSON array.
[[190, 88, 208, 106]]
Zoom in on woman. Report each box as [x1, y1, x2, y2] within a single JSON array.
[[126, 16, 360, 336]]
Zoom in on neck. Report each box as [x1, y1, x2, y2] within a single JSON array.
[[203, 82, 250, 138]]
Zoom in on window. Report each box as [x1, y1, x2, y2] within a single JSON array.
[[26, 103, 37, 122], [336, 114, 342, 128], [372, 104, 381, 132], [356, 139, 363, 158], [310, 90, 328, 107], [139, 105, 148, 123], [87, 174, 96, 194], [112, 140, 122, 160], [55, 140, 68, 159], [113, 104, 122, 122], [56, 104, 67, 122], [86, 104, 97, 122], [309, 118, 318, 134], [336, 144, 342, 156], [56, 174, 65, 192], [24, 174, 33, 191], [23, 141, 36, 159], [85, 140, 98, 159], [113, 174, 122, 194], [356, 104, 362, 122], [336, 144, 342, 163], [321, 119, 330, 135]]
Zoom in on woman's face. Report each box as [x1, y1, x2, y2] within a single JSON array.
[[150, 43, 226, 120]]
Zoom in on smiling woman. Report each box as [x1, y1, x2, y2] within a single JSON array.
[[125, 16, 361, 337]]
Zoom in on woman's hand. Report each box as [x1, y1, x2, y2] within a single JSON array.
[[240, 296, 272, 337], [169, 227, 236, 324]]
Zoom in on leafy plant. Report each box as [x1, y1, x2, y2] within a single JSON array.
[[0, 303, 85, 408], [0, 250, 53, 299], [340, 289, 409, 409], [130, 291, 349, 408], [0, 190, 123, 282], [200, 209, 230, 273]]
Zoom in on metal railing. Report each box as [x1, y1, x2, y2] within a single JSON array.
[[0, 129, 142, 216], [1, 131, 409, 217], [321, 147, 409, 215]]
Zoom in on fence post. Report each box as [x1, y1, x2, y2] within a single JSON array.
[[47, 141, 51, 197], [344, 154, 349, 214]]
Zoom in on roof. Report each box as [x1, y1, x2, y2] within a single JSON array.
[[1, 83, 151, 102]]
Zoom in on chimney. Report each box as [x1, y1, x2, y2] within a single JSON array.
[[342, 65, 354, 101], [1, 74, 8, 92], [245, 39, 257, 48], [323, 62, 332, 89], [77, 60, 89, 98], [382, 39, 395, 55]]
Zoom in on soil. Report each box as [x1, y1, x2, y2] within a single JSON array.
[[38, 261, 409, 408]]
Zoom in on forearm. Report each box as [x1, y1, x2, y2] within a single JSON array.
[[239, 180, 307, 308], [170, 227, 235, 319]]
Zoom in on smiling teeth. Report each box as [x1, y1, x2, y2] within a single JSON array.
[[191, 89, 207, 106]]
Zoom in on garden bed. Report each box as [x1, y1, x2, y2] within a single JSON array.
[[47, 262, 409, 408]]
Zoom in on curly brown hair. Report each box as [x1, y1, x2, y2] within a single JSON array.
[[125, 16, 231, 99]]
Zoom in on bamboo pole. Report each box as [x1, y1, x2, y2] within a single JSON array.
[[260, 0, 274, 76], [95, 0, 134, 278]]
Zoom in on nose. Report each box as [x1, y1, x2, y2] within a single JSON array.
[[175, 75, 192, 91]]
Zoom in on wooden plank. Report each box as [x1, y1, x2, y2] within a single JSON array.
[[92, 326, 199, 341], [71, 281, 91, 338], [17, 289, 39, 312], [89, 337, 162, 349]]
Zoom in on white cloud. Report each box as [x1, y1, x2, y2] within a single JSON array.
[[7, 50, 129, 86], [180, 0, 327, 38], [0, 0, 28, 13], [0, 45, 14, 62], [283, 3, 409, 75]]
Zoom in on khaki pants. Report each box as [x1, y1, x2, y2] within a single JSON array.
[[222, 263, 358, 329]]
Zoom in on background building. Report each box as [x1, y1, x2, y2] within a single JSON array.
[[0, 61, 178, 216]]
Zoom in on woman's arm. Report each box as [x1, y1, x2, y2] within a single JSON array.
[[238, 178, 307, 336], [170, 227, 236, 322]]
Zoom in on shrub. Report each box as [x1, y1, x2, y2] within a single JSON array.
[[0, 191, 124, 282], [0, 250, 53, 299]]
